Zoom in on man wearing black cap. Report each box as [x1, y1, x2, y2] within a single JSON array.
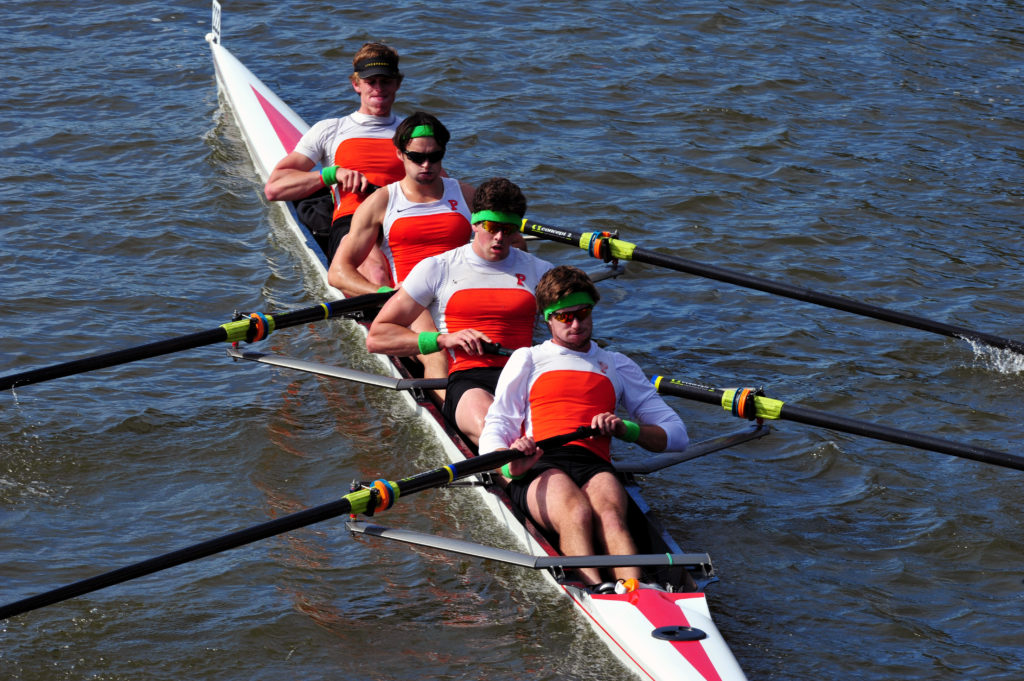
[[264, 42, 406, 264]]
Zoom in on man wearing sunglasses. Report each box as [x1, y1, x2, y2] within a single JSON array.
[[330, 112, 477, 384], [366, 178, 553, 444], [478, 265, 688, 588], [264, 42, 406, 262], [328, 112, 474, 297]]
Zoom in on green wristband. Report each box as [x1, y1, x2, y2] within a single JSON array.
[[619, 420, 641, 443], [321, 165, 339, 186], [501, 462, 525, 480], [377, 285, 395, 293], [417, 331, 441, 355]]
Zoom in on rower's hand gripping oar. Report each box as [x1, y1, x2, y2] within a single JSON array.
[[0, 427, 594, 621], [520, 219, 1024, 356], [0, 291, 394, 391], [651, 375, 1024, 472]]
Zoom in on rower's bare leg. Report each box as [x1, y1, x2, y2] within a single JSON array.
[[410, 310, 447, 400], [526, 470, 603, 585], [454, 388, 493, 445], [583, 472, 641, 582]]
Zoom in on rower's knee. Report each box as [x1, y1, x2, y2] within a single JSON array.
[[455, 390, 493, 443], [559, 496, 596, 535]]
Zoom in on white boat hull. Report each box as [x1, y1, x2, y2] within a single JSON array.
[[207, 13, 749, 679]]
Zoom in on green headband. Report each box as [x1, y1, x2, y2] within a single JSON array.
[[471, 210, 522, 225], [543, 291, 596, 320], [409, 124, 435, 138]]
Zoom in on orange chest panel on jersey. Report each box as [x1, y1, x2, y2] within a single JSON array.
[[444, 287, 537, 372], [332, 138, 404, 218], [529, 370, 617, 460], [388, 214, 472, 284]]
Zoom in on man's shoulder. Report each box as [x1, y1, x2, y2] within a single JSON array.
[[406, 244, 463, 282], [506, 247, 554, 271], [308, 112, 399, 135], [307, 116, 346, 133]]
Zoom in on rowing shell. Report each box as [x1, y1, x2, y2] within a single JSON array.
[[206, 4, 761, 679]]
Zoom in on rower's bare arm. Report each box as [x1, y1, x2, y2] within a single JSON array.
[[366, 290, 424, 356], [264, 151, 318, 201], [633, 424, 669, 452], [328, 189, 389, 294], [592, 412, 669, 452], [459, 181, 476, 209]]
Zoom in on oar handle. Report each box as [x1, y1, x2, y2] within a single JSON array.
[[536, 426, 599, 449], [481, 341, 513, 357]]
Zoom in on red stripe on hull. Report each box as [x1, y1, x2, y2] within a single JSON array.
[[251, 85, 302, 153], [582, 589, 723, 681]]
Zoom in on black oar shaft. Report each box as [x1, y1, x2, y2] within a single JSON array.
[[0, 428, 588, 621], [653, 377, 1024, 472], [0, 495, 358, 621], [633, 247, 1022, 352], [0, 445, 515, 621], [521, 219, 1024, 355], [1, 329, 227, 391], [0, 292, 393, 391]]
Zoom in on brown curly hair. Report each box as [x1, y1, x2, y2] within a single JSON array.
[[535, 265, 600, 316], [471, 177, 527, 218]]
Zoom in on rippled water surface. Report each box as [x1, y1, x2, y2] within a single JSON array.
[[2, 1, 1023, 680]]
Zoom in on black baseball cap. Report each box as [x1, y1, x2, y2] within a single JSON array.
[[355, 54, 400, 79]]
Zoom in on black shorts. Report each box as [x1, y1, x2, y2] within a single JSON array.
[[441, 367, 503, 426], [293, 188, 333, 236], [505, 445, 617, 522], [326, 214, 354, 263]]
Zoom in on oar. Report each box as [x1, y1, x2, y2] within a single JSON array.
[[225, 345, 517, 392], [348, 521, 714, 572], [0, 427, 593, 621], [227, 347, 449, 390], [520, 219, 1024, 355], [651, 375, 1024, 472], [0, 292, 394, 391]]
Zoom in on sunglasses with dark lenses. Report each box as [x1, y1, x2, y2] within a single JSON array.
[[479, 220, 519, 234], [403, 148, 445, 164], [549, 306, 593, 324]]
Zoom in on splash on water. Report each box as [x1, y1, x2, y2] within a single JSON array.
[[965, 339, 1024, 374]]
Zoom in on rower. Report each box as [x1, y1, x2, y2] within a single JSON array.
[[329, 112, 475, 384], [327, 112, 475, 296], [365, 178, 553, 443], [477, 265, 689, 587], [263, 42, 405, 262]]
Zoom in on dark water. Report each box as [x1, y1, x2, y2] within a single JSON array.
[[2, 1, 1023, 679]]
